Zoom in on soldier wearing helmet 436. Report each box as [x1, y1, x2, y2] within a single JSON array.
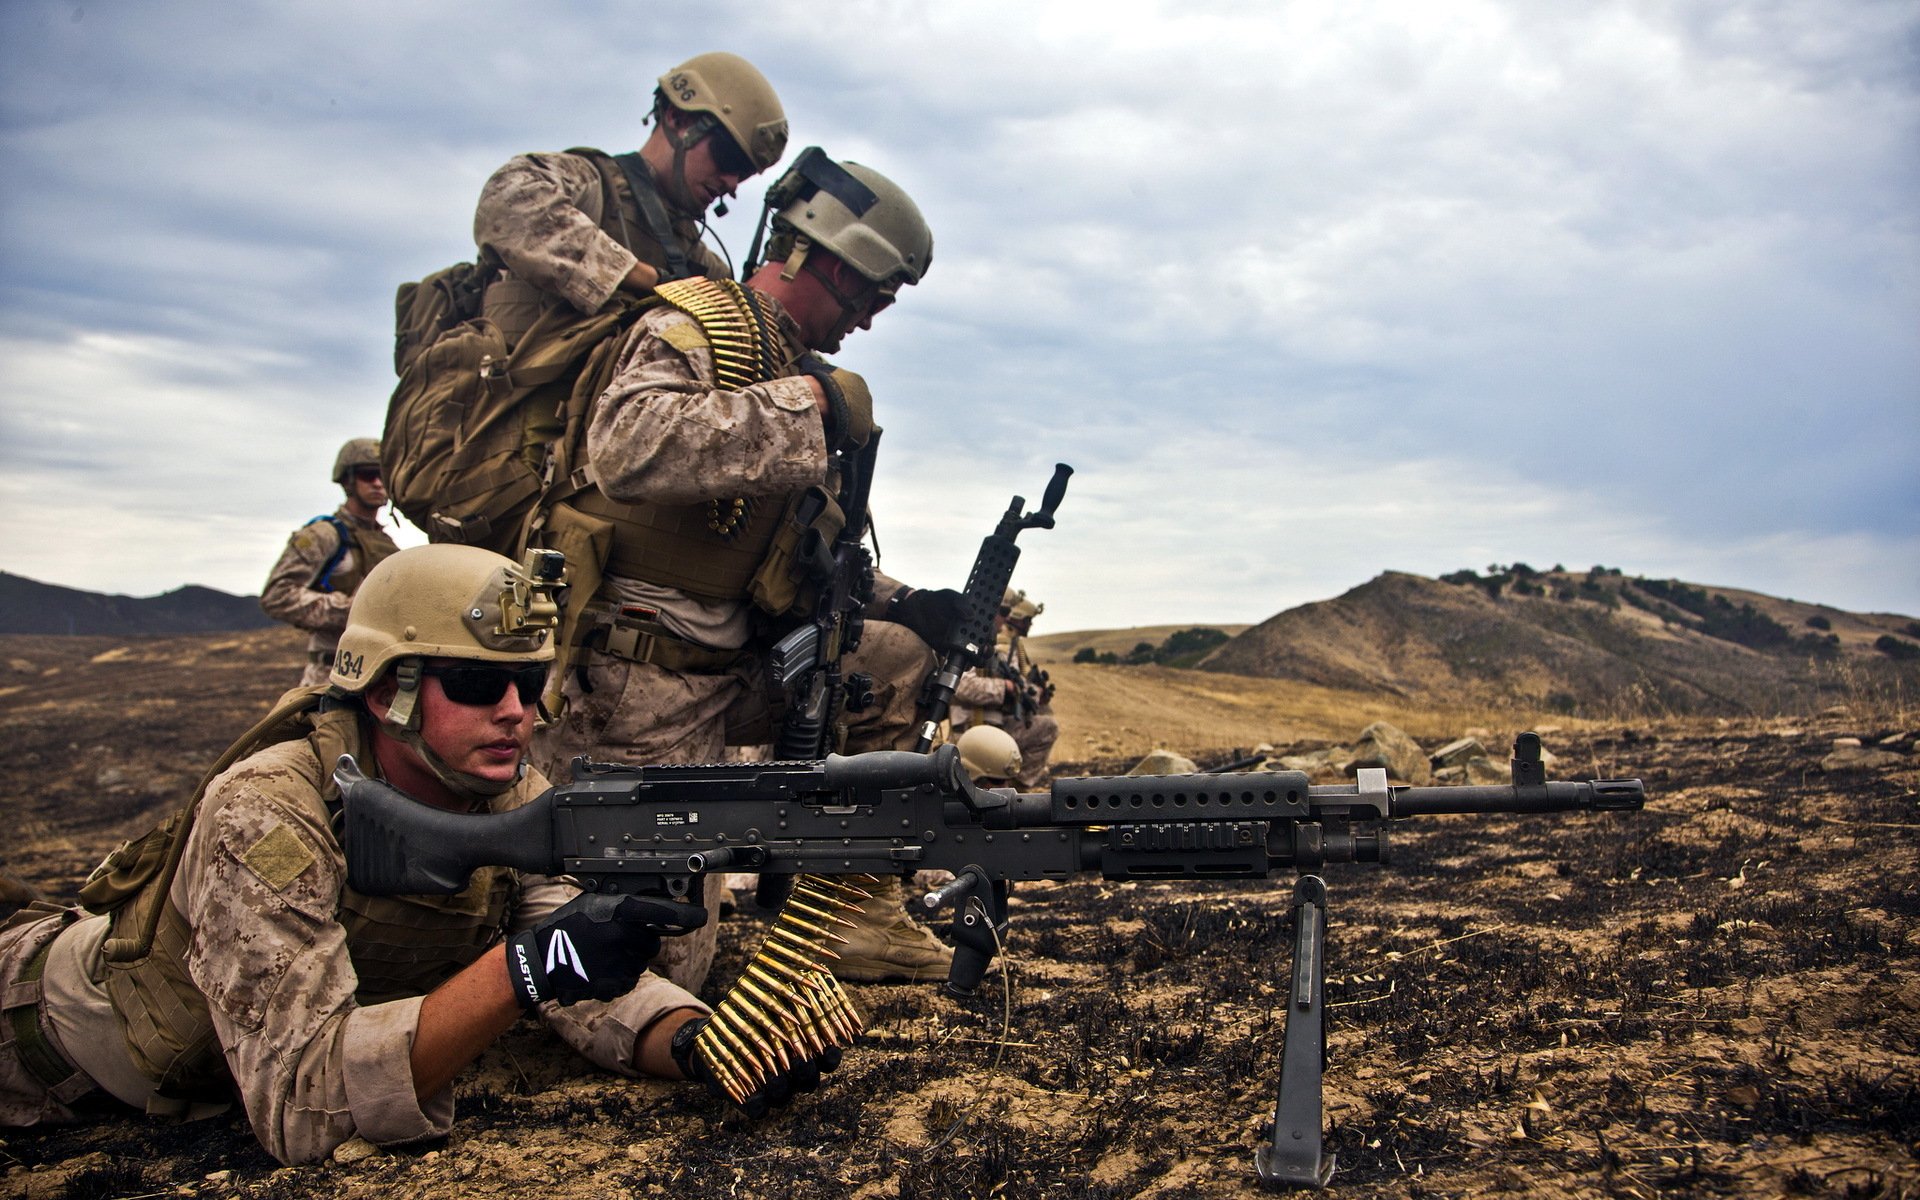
[[0, 546, 835, 1160], [259, 438, 401, 687], [473, 51, 789, 350], [532, 152, 963, 989]]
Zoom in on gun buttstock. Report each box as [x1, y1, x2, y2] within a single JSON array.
[[338, 755, 555, 895]]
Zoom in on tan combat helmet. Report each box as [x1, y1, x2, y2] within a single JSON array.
[[1009, 593, 1043, 623], [957, 725, 1022, 785], [330, 544, 561, 725], [331, 438, 381, 486], [773, 157, 932, 286], [658, 51, 789, 173]]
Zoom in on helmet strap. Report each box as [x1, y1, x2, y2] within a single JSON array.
[[385, 659, 423, 730], [779, 235, 812, 282], [389, 725, 524, 802]]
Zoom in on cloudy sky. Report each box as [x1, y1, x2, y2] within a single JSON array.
[[2, 0, 1915, 632]]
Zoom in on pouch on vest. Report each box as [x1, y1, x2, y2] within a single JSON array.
[[747, 485, 848, 618], [534, 500, 612, 718]]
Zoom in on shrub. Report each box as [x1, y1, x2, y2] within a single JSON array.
[[1875, 635, 1920, 661], [1805, 615, 1831, 631]]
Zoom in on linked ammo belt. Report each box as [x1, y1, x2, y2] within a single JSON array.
[[581, 603, 745, 673]]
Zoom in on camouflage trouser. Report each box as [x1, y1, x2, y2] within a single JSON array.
[[0, 907, 91, 1127], [1010, 711, 1060, 790], [532, 620, 937, 996], [297, 654, 333, 689]]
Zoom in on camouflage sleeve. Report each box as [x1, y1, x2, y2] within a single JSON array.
[[258, 523, 352, 634], [953, 668, 1008, 708], [474, 152, 636, 316], [177, 753, 450, 1165], [512, 874, 709, 1078], [586, 309, 826, 505]]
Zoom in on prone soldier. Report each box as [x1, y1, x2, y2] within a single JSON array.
[[259, 438, 401, 687], [0, 546, 833, 1160]]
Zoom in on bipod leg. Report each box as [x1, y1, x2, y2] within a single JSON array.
[[1255, 875, 1335, 1189], [935, 866, 1009, 998]]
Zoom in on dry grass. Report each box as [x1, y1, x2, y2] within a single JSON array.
[[1044, 660, 1618, 765]]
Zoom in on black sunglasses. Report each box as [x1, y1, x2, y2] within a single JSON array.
[[709, 128, 756, 179], [352, 466, 383, 483], [422, 663, 547, 707]]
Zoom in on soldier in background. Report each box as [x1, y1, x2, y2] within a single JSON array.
[[260, 438, 401, 686], [472, 51, 787, 350], [949, 589, 1058, 790]]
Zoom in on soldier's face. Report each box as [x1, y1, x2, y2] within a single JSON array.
[[349, 467, 386, 509], [415, 663, 536, 786], [681, 133, 748, 214]]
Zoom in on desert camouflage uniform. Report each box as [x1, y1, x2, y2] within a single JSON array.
[[0, 723, 703, 1162], [474, 150, 729, 348], [259, 508, 400, 687], [534, 295, 937, 989]]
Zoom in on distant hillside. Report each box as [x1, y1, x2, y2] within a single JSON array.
[[1197, 567, 1920, 718], [0, 571, 276, 635], [1028, 624, 1250, 665]]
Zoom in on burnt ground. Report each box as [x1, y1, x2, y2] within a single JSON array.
[[1, 631, 1916, 1199]]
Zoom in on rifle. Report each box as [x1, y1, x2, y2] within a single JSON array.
[[339, 732, 1641, 1189], [767, 426, 882, 760], [913, 463, 1072, 750]]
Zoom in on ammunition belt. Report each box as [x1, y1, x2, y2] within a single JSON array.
[[651, 277, 779, 389], [581, 603, 746, 674]]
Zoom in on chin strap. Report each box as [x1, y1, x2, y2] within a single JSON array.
[[388, 724, 524, 801]]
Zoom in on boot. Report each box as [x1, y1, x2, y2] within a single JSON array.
[[832, 875, 954, 984]]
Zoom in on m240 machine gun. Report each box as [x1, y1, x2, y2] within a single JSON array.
[[340, 733, 1642, 1190]]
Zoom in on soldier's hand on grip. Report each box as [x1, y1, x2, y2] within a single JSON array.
[[506, 893, 708, 1009], [887, 587, 969, 653], [669, 1015, 844, 1118]]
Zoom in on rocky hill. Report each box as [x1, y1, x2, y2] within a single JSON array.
[[1196, 567, 1920, 718], [0, 570, 275, 635]]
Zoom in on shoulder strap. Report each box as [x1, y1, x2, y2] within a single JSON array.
[[610, 152, 692, 283], [309, 515, 355, 592]]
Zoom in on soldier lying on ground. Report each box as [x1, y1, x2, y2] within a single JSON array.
[[0, 545, 834, 1163]]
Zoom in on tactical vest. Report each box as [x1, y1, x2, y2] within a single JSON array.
[[77, 695, 518, 1102], [554, 277, 842, 611], [309, 512, 401, 597]]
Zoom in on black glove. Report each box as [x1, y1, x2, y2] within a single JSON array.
[[887, 587, 970, 654], [669, 1015, 844, 1118], [506, 893, 708, 1009]]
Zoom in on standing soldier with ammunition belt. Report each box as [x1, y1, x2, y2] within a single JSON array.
[[259, 438, 401, 687], [531, 152, 964, 989]]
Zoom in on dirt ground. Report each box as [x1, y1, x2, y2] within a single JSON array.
[[1, 630, 1915, 1199]]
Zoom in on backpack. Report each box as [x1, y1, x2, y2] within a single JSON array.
[[381, 287, 657, 554]]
